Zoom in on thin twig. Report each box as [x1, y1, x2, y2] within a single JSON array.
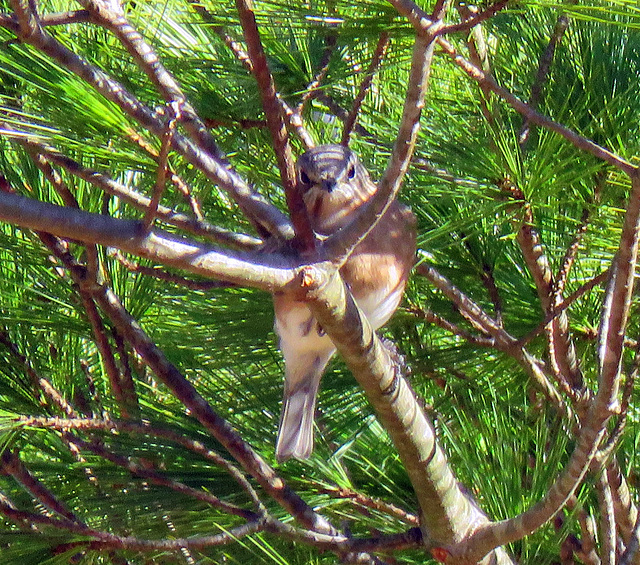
[[295, 32, 337, 116], [69, 433, 257, 520], [416, 263, 511, 345], [517, 270, 609, 347], [516, 200, 582, 391], [111, 327, 140, 420], [480, 263, 503, 326], [0, 9, 91, 31], [555, 173, 604, 297], [143, 101, 182, 229], [438, 0, 510, 35], [0, 330, 76, 416], [125, 126, 202, 222], [77, 288, 134, 418], [315, 485, 419, 526], [408, 304, 495, 347], [13, 415, 267, 515], [341, 32, 390, 145], [519, 3, 576, 147]]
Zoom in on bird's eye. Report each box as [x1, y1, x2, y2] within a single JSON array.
[[347, 164, 356, 180], [299, 171, 311, 185]]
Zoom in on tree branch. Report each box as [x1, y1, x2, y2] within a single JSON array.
[[0, 190, 294, 290], [3, 3, 292, 238], [322, 25, 439, 268], [341, 32, 390, 145], [0, 449, 83, 524], [298, 264, 513, 563], [234, 0, 315, 251], [4, 129, 261, 250], [454, 171, 640, 563], [387, 0, 635, 175]]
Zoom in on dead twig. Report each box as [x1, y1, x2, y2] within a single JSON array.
[[143, 101, 182, 229]]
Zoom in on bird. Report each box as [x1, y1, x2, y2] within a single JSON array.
[[273, 144, 416, 462]]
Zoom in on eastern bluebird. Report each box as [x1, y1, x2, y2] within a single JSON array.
[[273, 144, 416, 461]]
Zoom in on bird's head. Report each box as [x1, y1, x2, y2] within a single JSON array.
[[296, 144, 377, 233]]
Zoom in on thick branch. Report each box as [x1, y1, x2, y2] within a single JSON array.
[[300, 264, 513, 564], [0, 190, 294, 291]]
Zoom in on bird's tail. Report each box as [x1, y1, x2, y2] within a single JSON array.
[[275, 351, 333, 462]]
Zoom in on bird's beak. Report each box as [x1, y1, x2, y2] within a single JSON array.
[[321, 179, 337, 193]]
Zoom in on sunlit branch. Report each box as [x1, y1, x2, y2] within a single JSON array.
[[109, 249, 236, 290], [0, 190, 295, 290], [323, 25, 440, 268]]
